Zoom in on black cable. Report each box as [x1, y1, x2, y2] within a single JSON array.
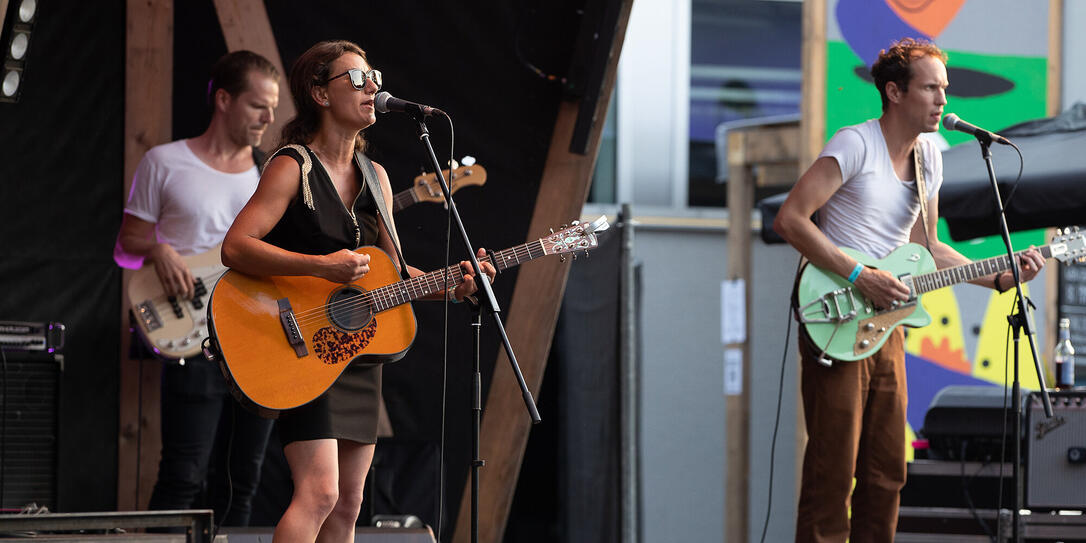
[[995, 296, 1014, 542], [999, 141, 1025, 209], [758, 257, 801, 543], [211, 403, 237, 539], [436, 111, 456, 541], [960, 441, 997, 542]]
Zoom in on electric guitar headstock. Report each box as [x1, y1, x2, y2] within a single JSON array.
[[1051, 226, 1086, 264]]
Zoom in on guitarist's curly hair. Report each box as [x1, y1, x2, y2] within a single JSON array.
[[871, 38, 948, 112], [279, 40, 370, 153]]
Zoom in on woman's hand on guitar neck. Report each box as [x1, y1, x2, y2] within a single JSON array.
[[449, 248, 497, 302], [318, 249, 371, 283], [853, 266, 911, 311]]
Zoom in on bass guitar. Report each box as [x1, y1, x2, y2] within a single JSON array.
[[128, 247, 226, 360], [796, 228, 1086, 362], [207, 217, 609, 415]]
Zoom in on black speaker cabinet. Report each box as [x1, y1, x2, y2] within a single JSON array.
[[0, 350, 62, 511], [1027, 390, 1086, 510]]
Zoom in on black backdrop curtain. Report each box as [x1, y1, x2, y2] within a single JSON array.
[[0, 1, 125, 512]]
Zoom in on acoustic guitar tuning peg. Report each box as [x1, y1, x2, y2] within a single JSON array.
[[1056, 228, 1064, 235], [1075, 226, 1081, 233], [560, 255, 567, 263], [549, 228, 555, 234], [584, 250, 590, 258]]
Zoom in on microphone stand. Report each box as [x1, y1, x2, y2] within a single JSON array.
[[972, 133, 1053, 543], [406, 110, 541, 543]]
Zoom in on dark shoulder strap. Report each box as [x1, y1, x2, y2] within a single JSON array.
[[251, 146, 268, 173], [913, 141, 932, 250], [355, 151, 409, 275]]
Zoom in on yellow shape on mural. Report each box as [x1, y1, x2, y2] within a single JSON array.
[[973, 286, 1042, 389], [905, 287, 971, 373]]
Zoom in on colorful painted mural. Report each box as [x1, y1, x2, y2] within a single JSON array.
[[826, 0, 1052, 460]]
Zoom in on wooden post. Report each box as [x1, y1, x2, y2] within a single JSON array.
[[725, 122, 800, 543], [451, 2, 633, 541], [118, 0, 173, 511], [211, 0, 293, 151], [796, 0, 826, 504]]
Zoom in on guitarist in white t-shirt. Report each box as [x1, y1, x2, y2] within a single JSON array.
[[114, 51, 280, 527], [773, 38, 1044, 542]]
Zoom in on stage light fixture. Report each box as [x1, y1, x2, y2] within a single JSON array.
[[1, 65, 21, 98], [18, 0, 37, 23], [0, 0, 37, 103]]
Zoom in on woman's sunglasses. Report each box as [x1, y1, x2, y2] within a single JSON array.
[[325, 68, 382, 91]]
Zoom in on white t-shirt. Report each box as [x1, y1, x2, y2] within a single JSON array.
[[124, 140, 259, 256], [817, 119, 942, 259]]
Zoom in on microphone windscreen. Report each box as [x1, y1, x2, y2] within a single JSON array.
[[375, 91, 392, 113], [942, 113, 959, 131]]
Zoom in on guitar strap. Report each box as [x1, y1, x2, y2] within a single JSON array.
[[355, 151, 411, 278], [913, 141, 933, 251]]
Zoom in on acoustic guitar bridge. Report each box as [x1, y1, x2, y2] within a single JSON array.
[[278, 298, 308, 358]]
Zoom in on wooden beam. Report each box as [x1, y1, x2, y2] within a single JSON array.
[[796, 0, 826, 504], [724, 119, 799, 543], [725, 131, 754, 543], [1047, 0, 1062, 117], [0, 0, 10, 42], [452, 1, 633, 541], [118, 0, 173, 511], [212, 0, 294, 152]]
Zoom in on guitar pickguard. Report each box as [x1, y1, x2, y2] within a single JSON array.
[[853, 305, 917, 356], [312, 318, 379, 365]]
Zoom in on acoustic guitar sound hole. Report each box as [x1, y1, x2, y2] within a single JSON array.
[[326, 286, 374, 331]]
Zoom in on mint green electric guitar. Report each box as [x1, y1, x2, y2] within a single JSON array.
[[796, 228, 1086, 361]]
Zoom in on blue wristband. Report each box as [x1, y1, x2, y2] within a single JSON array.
[[847, 263, 863, 283]]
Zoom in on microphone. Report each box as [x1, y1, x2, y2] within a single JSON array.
[[374, 91, 444, 117], [942, 113, 1011, 145]]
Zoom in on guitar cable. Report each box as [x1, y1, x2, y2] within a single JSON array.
[[758, 256, 802, 543], [435, 111, 457, 541]]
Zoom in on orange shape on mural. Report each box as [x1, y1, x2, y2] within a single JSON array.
[[886, 0, 967, 37], [920, 335, 972, 374]]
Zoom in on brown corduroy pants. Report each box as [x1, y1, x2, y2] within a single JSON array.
[[794, 327, 908, 543]]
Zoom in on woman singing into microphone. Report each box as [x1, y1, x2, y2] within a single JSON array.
[[222, 39, 494, 543]]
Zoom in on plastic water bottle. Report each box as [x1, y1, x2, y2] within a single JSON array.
[[1054, 318, 1075, 389]]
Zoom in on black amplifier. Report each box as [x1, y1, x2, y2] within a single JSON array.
[[0, 321, 65, 352]]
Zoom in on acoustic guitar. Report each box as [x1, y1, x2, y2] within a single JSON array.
[[207, 217, 609, 415]]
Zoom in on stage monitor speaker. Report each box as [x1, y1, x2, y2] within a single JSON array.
[[1027, 390, 1086, 510], [920, 385, 1026, 462], [0, 350, 62, 511]]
